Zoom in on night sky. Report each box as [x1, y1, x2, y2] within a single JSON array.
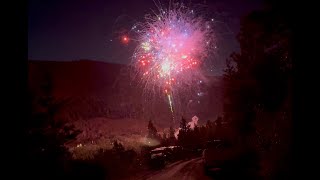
[[28, 0, 263, 75]]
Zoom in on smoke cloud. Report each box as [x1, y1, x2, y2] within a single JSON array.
[[174, 116, 199, 139]]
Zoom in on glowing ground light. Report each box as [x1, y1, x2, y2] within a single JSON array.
[[132, 2, 216, 120]]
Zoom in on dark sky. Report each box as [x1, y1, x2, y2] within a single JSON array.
[[28, 0, 263, 75]]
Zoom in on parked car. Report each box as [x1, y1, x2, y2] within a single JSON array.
[[149, 146, 182, 169]]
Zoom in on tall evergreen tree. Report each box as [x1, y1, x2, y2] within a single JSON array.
[[147, 120, 158, 139]]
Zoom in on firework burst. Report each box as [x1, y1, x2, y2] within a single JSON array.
[[131, 2, 216, 121]]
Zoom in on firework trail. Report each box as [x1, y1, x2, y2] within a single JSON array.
[[130, 1, 217, 122]]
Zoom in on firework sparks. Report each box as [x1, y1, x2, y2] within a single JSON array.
[[132, 2, 216, 120], [121, 35, 130, 45], [166, 91, 174, 113]]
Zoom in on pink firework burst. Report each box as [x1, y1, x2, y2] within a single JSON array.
[[132, 2, 216, 118]]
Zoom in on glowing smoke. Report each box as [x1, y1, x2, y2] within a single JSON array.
[[174, 128, 181, 139], [174, 115, 199, 139], [188, 115, 199, 129]]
